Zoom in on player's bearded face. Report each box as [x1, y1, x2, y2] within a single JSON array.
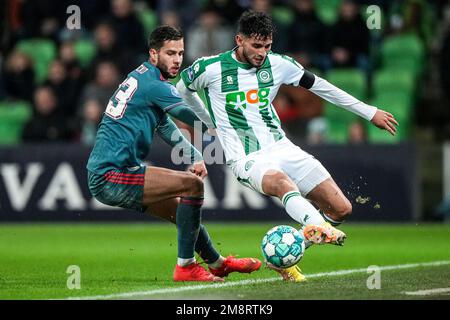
[[237, 34, 273, 68], [151, 39, 184, 79]]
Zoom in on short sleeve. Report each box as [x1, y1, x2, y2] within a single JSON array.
[[276, 54, 306, 87], [149, 81, 185, 112]]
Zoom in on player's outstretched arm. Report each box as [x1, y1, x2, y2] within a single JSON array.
[[303, 73, 399, 135], [166, 103, 209, 133], [156, 115, 204, 163], [370, 109, 399, 136], [176, 80, 215, 130]]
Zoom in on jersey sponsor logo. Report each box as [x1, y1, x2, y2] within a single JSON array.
[[257, 69, 272, 83], [225, 88, 270, 111]]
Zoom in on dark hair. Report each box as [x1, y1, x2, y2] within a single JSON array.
[[237, 10, 275, 40], [148, 25, 183, 50]]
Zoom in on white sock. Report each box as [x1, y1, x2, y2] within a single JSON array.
[[208, 256, 225, 269], [282, 191, 325, 226], [177, 257, 196, 267]]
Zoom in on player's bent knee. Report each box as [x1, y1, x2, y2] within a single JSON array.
[[183, 174, 204, 197], [336, 200, 352, 220]]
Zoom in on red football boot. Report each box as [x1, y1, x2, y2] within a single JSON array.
[[209, 256, 262, 277], [173, 263, 224, 282]]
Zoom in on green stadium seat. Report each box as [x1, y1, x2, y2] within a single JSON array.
[[15, 39, 57, 84], [0, 101, 32, 145], [137, 9, 157, 37], [325, 117, 354, 144], [373, 69, 416, 98], [74, 39, 97, 68], [314, 0, 342, 25], [272, 6, 295, 26], [368, 92, 414, 143], [324, 104, 359, 144], [326, 68, 367, 100], [323, 69, 368, 144], [373, 91, 414, 114], [381, 33, 425, 77], [366, 122, 404, 144]]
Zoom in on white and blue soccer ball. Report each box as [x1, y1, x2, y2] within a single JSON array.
[[261, 225, 305, 268]]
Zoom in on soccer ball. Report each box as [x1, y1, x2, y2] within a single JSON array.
[[261, 225, 305, 268]]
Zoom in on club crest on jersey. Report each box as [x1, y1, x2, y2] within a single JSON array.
[[257, 69, 272, 83], [245, 160, 255, 171]]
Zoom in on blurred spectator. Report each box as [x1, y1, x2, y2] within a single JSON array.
[[59, 40, 84, 84], [44, 59, 79, 117], [185, 7, 234, 65], [78, 99, 104, 146], [22, 86, 70, 142], [272, 89, 313, 139], [273, 91, 299, 123], [250, 0, 290, 53], [287, 0, 328, 69], [434, 196, 450, 221], [91, 21, 139, 77], [441, 25, 450, 103], [329, 0, 370, 70], [160, 10, 181, 28], [3, 50, 35, 102], [348, 120, 367, 144], [306, 117, 327, 145], [206, 0, 246, 26], [78, 61, 120, 113], [278, 84, 323, 117], [108, 0, 146, 54], [156, 0, 200, 31], [18, 0, 66, 40], [387, 0, 435, 44]]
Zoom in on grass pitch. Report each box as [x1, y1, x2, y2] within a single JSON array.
[[0, 222, 449, 300]]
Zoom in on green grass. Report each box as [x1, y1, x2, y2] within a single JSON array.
[[0, 223, 449, 300]]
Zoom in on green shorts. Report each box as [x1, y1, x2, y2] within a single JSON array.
[[88, 166, 147, 212]]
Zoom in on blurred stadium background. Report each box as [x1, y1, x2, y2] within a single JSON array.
[[1, 0, 450, 222], [1, 0, 450, 300]]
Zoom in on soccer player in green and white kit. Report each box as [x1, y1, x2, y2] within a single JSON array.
[[177, 11, 399, 282], [87, 26, 261, 282]]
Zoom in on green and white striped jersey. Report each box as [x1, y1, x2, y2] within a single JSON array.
[[180, 49, 307, 162]]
